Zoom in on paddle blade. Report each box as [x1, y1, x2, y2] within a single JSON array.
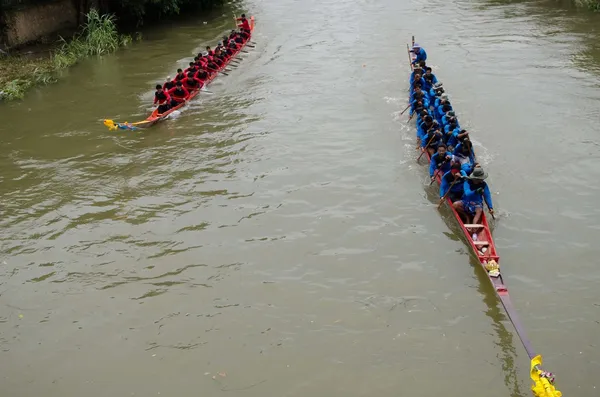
[[530, 355, 562, 397], [104, 119, 118, 131]]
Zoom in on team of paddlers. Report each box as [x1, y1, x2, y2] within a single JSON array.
[[408, 43, 494, 226], [152, 15, 252, 115]]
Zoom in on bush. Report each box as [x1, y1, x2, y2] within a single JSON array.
[[52, 9, 131, 69]]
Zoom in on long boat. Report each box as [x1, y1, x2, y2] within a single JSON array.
[[407, 36, 562, 397], [103, 16, 255, 131]]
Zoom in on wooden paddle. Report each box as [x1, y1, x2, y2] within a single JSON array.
[[407, 43, 413, 71], [416, 134, 436, 161], [400, 103, 411, 115], [487, 204, 496, 220], [207, 66, 228, 76], [438, 178, 461, 208], [429, 158, 450, 185], [429, 170, 441, 185]]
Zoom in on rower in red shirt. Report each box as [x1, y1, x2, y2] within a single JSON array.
[[185, 61, 198, 75], [206, 57, 219, 72], [195, 69, 209, 83], [236, 14, 251, 31], [233, 32, 244, 45], [213, 49, 225, 67], [163, 75, 175, 91], [182, 73, 203, 92], [239, 29, 250, 40], [196, 54, 208, 68], [168, 81, 190, 105], [227, 36, 240, 51], [154, 84, 172, 114], [174, 68, 186, 82]]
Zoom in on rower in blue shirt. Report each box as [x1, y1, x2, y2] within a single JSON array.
[[453, 138, 476, 174], [429, 144, 452, 181], [410, 99, 425, 118], [434, 92, 448, 109], [441, 112, 459, 129], [410, 73, 426, 92], [436, 102, 453, 122], [429, 82, 444, 99], [417, 113, 433, 141], [411, 85, 430, 108], [423, 67, 438, 91], [409, 66, 423, 85], [453, 166, 494, 225], [444, 119, 459, 135], [422, 122, 443, 156], [446, 126, 468, 150], [440, 162, 467, 202], [410, 43, 427, 66]]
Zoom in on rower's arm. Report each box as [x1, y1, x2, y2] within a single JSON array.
[[463, 180, 475, 197], [429, 155, 437, 177], [483, 184, 493, 210]]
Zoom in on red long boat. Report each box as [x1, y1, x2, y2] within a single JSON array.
[[408, 36, 561, 397], [104, 16, 255, 131]]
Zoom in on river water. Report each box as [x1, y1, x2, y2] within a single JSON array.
[[2, 0, 600, 396]]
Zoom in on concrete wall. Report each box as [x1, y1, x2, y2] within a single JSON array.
[[2, 0, 78, 48]]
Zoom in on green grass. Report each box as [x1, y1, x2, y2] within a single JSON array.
[[0, 9, 131, 101]]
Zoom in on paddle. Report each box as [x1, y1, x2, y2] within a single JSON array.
[[487, 204, 496, 220], [429, 170, 441, 185], [429, 158, 451, 185], [400, 103, 411, 116], [207, 66, 228, 76], [407, 43, 413, 71], [429, 158, 450, 186], [416, 134, 436, 161], [438, 178, 462, 208]]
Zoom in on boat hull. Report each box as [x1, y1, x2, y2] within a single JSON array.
[[409, 42, 504, 294]]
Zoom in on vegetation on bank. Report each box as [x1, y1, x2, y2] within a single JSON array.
[[0, 10, 130, 100], [575, 0, 600, 11]]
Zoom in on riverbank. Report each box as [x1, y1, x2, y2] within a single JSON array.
[[0, 55, 56, 100], [0, 10, 130, 101]]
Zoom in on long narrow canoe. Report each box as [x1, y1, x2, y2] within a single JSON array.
[[408, 37, 562, 397], [104, 16, 255, 131]]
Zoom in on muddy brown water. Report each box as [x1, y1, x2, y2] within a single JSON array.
[[1, 0, 600, 396]]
